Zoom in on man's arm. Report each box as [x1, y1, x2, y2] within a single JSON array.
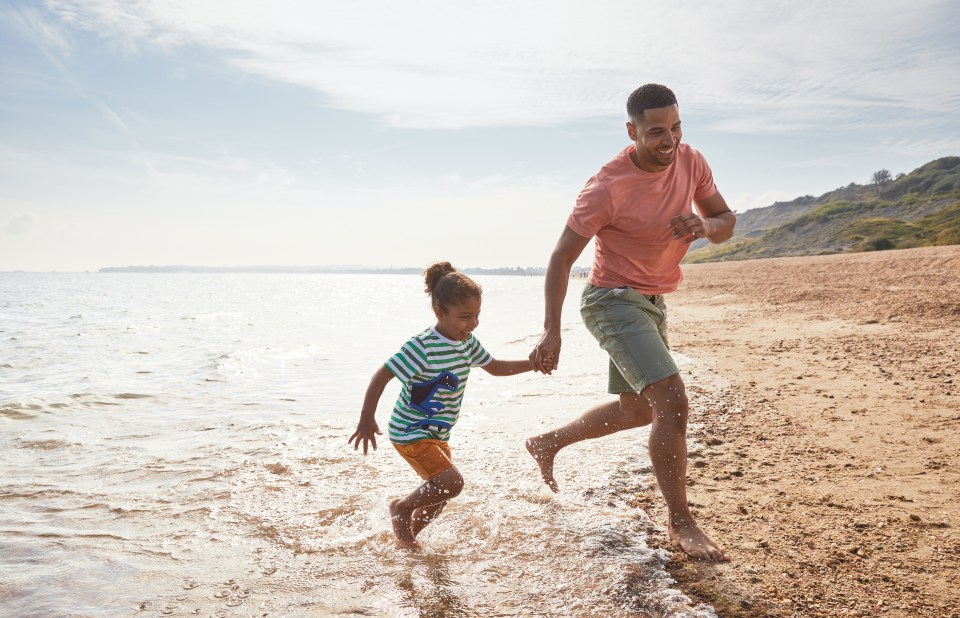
[[695, 191, 736, 243], [530, 225, 592, 374], [668, 191, 736, 244]]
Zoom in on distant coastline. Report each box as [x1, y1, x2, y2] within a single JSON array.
[[96, 265, 583, 277], [3, 266, 593, 276]]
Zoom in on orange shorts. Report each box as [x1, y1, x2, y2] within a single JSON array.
[[393, 439, 453, 480]]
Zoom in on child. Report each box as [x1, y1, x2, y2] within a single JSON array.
[[348, 261, 534, 548]]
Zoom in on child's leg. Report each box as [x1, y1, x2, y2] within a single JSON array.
[[390, 466, 463, 547], [411, 502, 446, 538]]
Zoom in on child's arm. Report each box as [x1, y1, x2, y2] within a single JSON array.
[[348, 365, 395, 454], [482, 358, 535, 377]]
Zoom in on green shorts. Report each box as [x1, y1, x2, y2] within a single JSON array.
[[580, 284, 678, 394]]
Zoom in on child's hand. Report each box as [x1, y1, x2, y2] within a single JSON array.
[[348, 417, 382, 455]]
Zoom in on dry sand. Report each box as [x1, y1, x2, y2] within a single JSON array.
[[640, 245, 960, 617]]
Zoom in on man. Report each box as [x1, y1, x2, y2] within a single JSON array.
[[527, 83, 735, 562]]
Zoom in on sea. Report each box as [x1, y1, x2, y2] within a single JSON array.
[[0, 272, 718, 618]]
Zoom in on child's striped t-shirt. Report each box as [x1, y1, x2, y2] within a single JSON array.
[[385, 327, 491, 444]]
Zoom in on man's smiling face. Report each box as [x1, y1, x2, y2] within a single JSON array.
[[627, 104, 682, 173]]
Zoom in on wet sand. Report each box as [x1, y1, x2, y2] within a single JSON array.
[[643, 245, 960, 617]]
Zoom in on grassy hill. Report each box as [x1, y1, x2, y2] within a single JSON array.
[[685, 156, 960, 263]]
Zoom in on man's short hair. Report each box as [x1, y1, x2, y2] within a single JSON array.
[[626, 84, 678, 121]]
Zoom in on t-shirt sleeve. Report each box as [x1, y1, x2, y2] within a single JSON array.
[[465, 336, 492, 368], [693, 150, 718, 202], [384, 337, 427, 382], [566, 175, 614, 239]]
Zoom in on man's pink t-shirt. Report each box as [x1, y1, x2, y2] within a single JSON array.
[[566, 143, 717, 295]]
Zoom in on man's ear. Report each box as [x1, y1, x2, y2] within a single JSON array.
[[626, 121, 637, 141]]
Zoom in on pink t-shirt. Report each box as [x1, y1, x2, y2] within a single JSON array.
[[566, 143, 717, 294]]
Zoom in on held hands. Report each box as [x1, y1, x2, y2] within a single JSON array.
[[530, 331, 561, 375], [668, 214, 708, 244], [348, 416, 382, 455]]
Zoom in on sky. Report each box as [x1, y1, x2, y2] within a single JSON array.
[[1, 0, 959, 272]]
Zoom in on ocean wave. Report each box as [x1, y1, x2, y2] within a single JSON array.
[[13, 438, 77, 450], [0, 402, 43, 420], [182, 312, 244, 322]]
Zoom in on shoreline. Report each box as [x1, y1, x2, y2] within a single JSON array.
[[645, 246, 960, 617]]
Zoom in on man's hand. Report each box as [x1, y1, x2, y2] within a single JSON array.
[[530, 331, 561, 375], [348, 417, 382, 455], [668, 213, 706, 244], [670, 191, 737, 245]]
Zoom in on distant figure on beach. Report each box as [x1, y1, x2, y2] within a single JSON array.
[[349, 262, 535, 548], [526, 84, 736, 562]]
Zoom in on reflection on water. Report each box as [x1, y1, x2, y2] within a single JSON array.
[[394, 555, 468, 618], [0, 273, 715, 617]]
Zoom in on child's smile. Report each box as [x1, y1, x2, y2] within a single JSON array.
[[434, 296, 481, 342]]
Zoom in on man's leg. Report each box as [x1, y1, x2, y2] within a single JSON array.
[[644, 373, 729, 562], [526, 393, 651, 492]]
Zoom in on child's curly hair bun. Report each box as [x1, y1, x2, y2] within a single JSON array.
[[423, 262, 482, 311], [423, 261, 457, 294]]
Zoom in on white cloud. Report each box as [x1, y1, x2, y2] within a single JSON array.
[[0, 136, 578, 270], [727, 190, 801, 213], [879, 137, 960, 159], [7, 6, 72, 57], [5, 5, 149, 167], [38, 0, 960, 131], [5, 213, 35, 235], [786, 155, 859, 169], [4, 1, 958, 271]]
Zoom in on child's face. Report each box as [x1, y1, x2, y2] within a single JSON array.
[[434, 296, 481, 342]]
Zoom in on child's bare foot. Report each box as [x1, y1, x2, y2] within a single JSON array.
[[525, 435, 559, 493], [389, 498, 420, 549], [668, 521, 729, 562]]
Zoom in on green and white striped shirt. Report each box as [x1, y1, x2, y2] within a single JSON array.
[[386, 327, 491, 444]]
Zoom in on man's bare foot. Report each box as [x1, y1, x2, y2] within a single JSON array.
[[668, 521, 729, 562], [525, 435, 559, 493], [389, 498, 421, 549]]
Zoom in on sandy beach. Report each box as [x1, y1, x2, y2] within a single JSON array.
[[639, 245, 960, 617]]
